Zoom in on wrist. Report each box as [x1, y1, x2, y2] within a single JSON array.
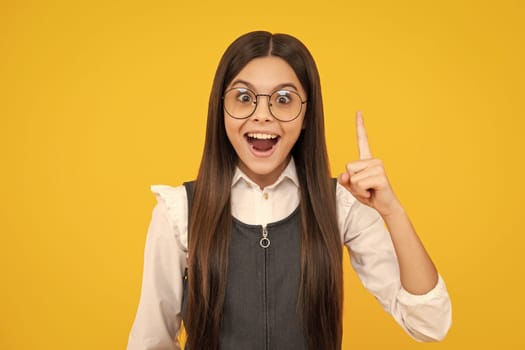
[[380, 199, 405, 219]]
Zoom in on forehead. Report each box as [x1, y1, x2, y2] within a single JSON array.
[[229, 56, 305, 94]]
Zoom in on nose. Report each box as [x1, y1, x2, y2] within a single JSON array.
[[251, 95, 274, 122]]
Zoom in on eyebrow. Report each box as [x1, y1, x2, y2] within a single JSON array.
[[230, 79, 300, 92]]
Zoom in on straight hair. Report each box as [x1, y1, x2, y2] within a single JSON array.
[[186, 31, 343, 350]]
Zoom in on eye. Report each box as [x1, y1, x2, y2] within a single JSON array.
[[238, 94, 252, 103], [234, 89, 254, 104], [274, 91, 293, 104]]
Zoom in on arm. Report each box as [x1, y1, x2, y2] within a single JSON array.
[[381, 203, 437, 294], [338, 112, 451, 340], [127, 187, 188, 350], [339, 111, 437, 294]]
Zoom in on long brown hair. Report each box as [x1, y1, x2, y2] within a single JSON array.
[[186, 31, 343, 350]]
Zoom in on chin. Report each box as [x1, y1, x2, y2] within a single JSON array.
[[239, 158, 287, 183], [245, 162, 280, 176]]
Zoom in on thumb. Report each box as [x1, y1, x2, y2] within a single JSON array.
[[338, 172, 350, 189]]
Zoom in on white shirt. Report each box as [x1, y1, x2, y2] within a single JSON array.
[[127, 159, 452, 349]]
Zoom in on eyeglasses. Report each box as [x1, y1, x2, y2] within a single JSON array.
[[223, 87, 307, 122]]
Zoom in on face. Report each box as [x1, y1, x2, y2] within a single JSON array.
[[224, 56, 307, 189]]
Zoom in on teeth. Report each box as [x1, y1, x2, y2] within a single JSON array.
[[247, 133, 278, 140]]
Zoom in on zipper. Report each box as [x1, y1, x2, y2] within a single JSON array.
[[262, 225, 269, 350], [260, 225, 270, 248]]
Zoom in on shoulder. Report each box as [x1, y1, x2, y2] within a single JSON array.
[[150, 184, 189, 251], [151, 184, 188, 205]]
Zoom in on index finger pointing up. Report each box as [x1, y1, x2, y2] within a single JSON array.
[[356, 111, 372, 159]]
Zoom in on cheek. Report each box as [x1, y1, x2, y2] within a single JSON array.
[[223, 117, 231, 135], [224, 117, 244, 145], [284, 120, 305, 145], [224, 116, 234, 135]]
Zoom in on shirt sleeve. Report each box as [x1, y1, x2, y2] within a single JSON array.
[[336, 183, 452, 342], [127, 185, 189, 350]]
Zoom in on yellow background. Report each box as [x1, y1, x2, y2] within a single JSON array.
[[1, 0, 524, 349]]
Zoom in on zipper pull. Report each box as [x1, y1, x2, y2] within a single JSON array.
[[260, 225, 270, 248]]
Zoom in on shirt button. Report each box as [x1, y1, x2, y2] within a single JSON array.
[[263, 192, 269, 200]]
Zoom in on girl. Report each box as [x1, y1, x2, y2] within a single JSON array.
[[127, 31, 452, 350]]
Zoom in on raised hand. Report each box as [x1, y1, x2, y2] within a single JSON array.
[[338, 111, 403, 217], [338, 112, 440, 294]]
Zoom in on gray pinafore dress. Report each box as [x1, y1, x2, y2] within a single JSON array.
[[182, 181, 306, 349]]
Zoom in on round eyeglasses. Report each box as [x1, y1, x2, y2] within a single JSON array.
[[223, 87, 307, 122]]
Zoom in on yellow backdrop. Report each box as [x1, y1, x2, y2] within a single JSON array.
[[2, 0, 524, 349]]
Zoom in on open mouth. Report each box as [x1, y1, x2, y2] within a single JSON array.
[[245, 132, 280, 152]]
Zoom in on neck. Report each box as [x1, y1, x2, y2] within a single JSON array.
[[238, 157, 290, 190]]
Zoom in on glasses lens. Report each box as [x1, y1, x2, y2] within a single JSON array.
[[224, 88, 256, 119], [270, 90, 302, 121]]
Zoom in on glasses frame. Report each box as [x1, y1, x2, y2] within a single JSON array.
[[222, 87, 307, 122]]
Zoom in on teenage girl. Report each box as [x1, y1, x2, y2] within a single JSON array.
[[127, 31, 452, 350]]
